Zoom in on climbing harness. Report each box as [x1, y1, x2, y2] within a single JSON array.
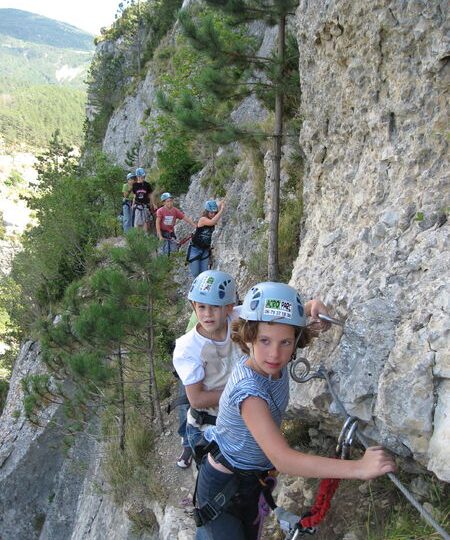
[[190, 407, 217, 426], [160, 231, 178, 256], [192, 440, 276, 530], [289, 356, 450, 540], [186, 243, 210, 265], [177, 234, 193, 248]]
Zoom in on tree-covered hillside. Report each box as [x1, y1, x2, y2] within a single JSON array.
[[0, 9, 94, 50], [0, 9, 94, 149], [0, 34, 92, 88], [0, 81, 86, 148]]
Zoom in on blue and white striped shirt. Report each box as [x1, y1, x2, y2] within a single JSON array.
[[205, 356, 289, 471]]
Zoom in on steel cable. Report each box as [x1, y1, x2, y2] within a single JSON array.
[[319, 367, 450, 540]]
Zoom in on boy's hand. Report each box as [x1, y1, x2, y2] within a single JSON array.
[[306, 299, 331, 334]]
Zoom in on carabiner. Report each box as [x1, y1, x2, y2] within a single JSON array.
[[336, 417, 358, 459]]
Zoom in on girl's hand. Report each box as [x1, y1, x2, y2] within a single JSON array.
[[356, 446, 397, 480]]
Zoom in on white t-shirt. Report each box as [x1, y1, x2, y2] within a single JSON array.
[[172, 308, 242, 422]]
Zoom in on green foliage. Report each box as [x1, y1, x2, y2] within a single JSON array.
[[2, 145, 122, 341], [104, 413, 165, 509], [160, 3, 299, 146], [0, 15, 92, 150], [0, 210, 6, 240], [156, 135, 201, 195], [0, 39, 91, 89], [21, 374, 56, 422], [0, 81, 86, 149], [140, 0, 184, 67], [0, 378, 9, 415], [365, 475, 449, 540], [246, 236, 268, 281], [0, 275, 26, 357], [85, 51, 126, 145], [200, 149, 239, 197], [38, 229, 178, 444], [278, 151, 304, 281], [87, 0, 183, 147]]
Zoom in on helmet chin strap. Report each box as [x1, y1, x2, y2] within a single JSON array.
[[290, 328, 304, 362]]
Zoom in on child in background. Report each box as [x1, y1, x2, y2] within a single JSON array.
[[175, 310, 198, 469], [132, 167, 156, 233], [121, 172, 136, 233], [156, 192, 196, 255], [173, 270, 240, 457], [187, 200, 225, 278], [194, 282, 397, 539]]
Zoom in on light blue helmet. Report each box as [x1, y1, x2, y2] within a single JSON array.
[[127, 172, 136, 180], [205, 200, 218, 212], [135, 167, 146, 177], [188, 270, 236, 306], [160, 192, 173, 201], [240, 282, 305, 328]]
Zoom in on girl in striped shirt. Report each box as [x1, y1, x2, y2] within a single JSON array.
[[195, 282, 396, 540]]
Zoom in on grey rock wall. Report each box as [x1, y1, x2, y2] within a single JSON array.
[[0, 342, 154, 540], [291, 0, 449, 480], [102, 70, 159, 169]]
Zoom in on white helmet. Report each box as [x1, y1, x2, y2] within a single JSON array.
[[240, 282, 305, 327], [188, 270, 236, 306]]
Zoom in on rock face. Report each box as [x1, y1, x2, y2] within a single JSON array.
[[291, 0, 449, 480], [102, 70, 159, 169], [0, 342, 156, 540]]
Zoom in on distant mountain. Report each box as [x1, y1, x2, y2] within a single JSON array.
[[0, 34, 92, 88], [0, 9, 95, 150], [0, 9, 94, 50]]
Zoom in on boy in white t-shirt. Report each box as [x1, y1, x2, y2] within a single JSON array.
[[173, 270, 241, 460]]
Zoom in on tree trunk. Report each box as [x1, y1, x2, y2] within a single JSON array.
[[117, 345, 126, 451], [136, 0, 141, 77], [268, 15, 285, 281], [146, 298, 163, 430]]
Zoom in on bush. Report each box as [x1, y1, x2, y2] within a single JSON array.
[[0, 378, 9, 415], [156, 135, 201, 195]]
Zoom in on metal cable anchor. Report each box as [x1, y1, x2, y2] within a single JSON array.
[[289, 358, 326, 383]]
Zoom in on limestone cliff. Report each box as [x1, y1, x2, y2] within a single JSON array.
[[290, 0, 449, 481]]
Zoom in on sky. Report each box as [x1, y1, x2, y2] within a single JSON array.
[[0, 0, 121, 35]]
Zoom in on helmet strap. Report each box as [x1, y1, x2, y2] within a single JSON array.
[[290, 328, 304, 362]]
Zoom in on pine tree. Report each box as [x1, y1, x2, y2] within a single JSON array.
[[166, 1, 300, 280], [36, 230, 174, 446]]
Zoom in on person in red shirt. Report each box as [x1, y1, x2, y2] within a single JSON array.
[[156, 192, 196, 255]]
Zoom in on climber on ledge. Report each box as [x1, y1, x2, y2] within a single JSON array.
[[187, 199, 225, 278], [122, 172, 136, 233], [132, 167, 157, 234], [156, 192, 196, 255]]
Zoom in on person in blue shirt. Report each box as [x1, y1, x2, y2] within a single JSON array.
[[194, 282, 397, 539]]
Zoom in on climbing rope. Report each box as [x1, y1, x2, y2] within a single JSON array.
[[289, 357, 450, 540]]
